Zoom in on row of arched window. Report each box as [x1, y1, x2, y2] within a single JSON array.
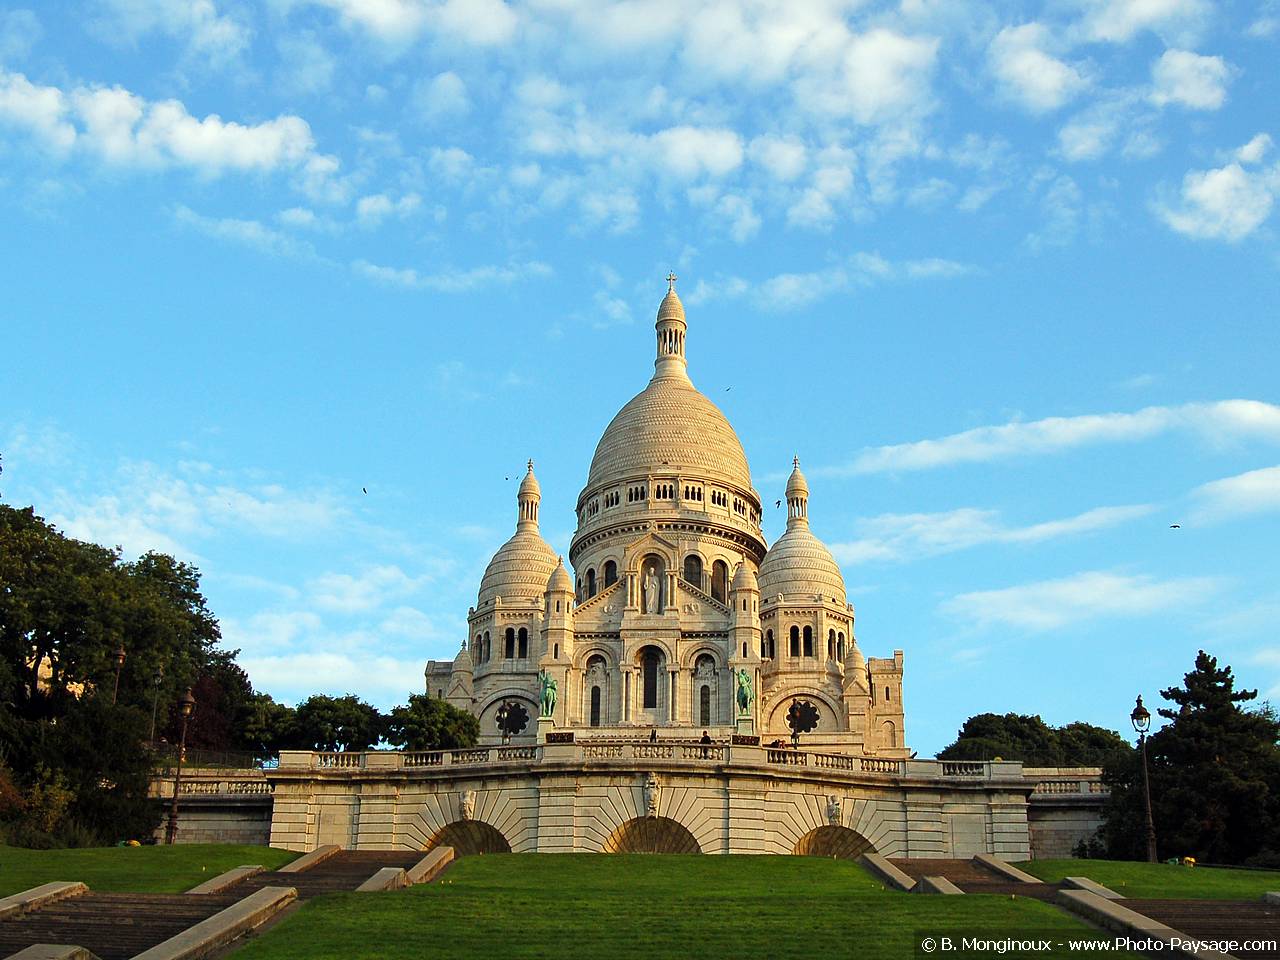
[[473, 626, 531, 663], [580, 481, 760, 522], [653, 483, 676, 499], [760, 626, 846, 661], [579, 560, 619, 602], [681, 554, 729, 603]]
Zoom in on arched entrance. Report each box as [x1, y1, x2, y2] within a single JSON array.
[[426, 820, 511, 855], [603, 817, 701, 854], [792, 825, 873, 859]]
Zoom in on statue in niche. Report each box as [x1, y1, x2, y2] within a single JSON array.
[[734, 668, 754, 717], [644, 772, 660, 818], [642, 565, 660, 614], [826, 795, 841, 826], [460, 789, 476, 821]]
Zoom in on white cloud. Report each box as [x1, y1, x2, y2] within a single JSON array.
[[828, 400, 1280, 475], [1080, 0, 1211, 45], [989, 23, 1089, 113], [175, 205, 317, 258], [649, 126, 744, 179], [46, 460, 347, 560], [942, 571, 1220, 631], [1155, 160, 1279, 241], [414, 71, 469, 121], [277, 31, 336, 95], [239, 651, 429, 702], [309, 564, 429, 613], [748, 135, 807, 181], [0, 67, 345, 197], [355, 192, 422, 226], [832, 504, 1155, 564], [1149, 49, 1233, 109], [94, 0, 250, 64], [1193, 465, 1280, 520], [0, 8, 41, 62], [1237, 134, 1273, 165], [295, 0, 516, 47], [799, 28, 939, 125], [688, 251, 971, 312], [352, 258, 551, 292]]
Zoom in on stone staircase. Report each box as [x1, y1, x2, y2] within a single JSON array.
[[1123, 899, 1280, 959], [228, 850, 425, 900]]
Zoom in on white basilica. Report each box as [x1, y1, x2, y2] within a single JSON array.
[[426, 279, 907, 757]]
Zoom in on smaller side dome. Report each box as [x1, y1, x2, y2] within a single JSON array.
[[453, 638, 474, 671], [731, 562, 758, 592], [785, 456, 809, 500], [546, 556, 574, 593]]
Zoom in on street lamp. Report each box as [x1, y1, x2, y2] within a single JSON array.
[[497, 701, 511, 746], [149, 666, 164, 742], [164, 688, 196, 845], [111, 646, 126, 705], [1130, 695, 1158, 863]]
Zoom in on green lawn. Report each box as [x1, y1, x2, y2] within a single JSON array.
[[0, 843, 296, 896], [236, 855, 1140, 960], [1020, 858, 1280, 900]]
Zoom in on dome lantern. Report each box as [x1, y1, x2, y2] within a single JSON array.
[[654, 272, 689, 382], [517, 459, 541, 530], [785, 456, 809, 527]]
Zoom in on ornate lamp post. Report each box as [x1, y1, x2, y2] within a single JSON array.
[[111, 645, 126, 705], [164, 688, 196, 845], [1130, 695, 1158, 863], [149, 666, 164, 741]]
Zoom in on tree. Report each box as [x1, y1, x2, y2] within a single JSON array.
[[292, 694, 385, 752], [385, 694, 479, 751], [1101, 651, 1280, 864], [239, 692, 298, 758], [938, 713, 1129, 767]]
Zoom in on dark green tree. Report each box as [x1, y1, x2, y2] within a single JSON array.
[[1101, 651, 1280, 864], [292, 694, 386, 751], [939, 713, 1128, 766], [239, 692, 298, 757], [385, 694, 480, 751]]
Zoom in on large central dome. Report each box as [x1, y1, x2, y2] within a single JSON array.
[[585, 377, 753, 492], [583, 282, 754, 495]]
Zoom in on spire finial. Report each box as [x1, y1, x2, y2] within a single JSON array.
[[793, 454, 800, 469], [527, 458, 534, 472], [666, 271, 677, 290]]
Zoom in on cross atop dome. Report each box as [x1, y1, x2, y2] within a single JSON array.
[[666, 271, 677, 289]]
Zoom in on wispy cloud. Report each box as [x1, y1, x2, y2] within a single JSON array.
[[831, 503, 1155, 564], [818, 400, 1280, 476], [942, 570, 1221, 631], [1192, 465, 1280, 521], [352, 258, 551, 292]]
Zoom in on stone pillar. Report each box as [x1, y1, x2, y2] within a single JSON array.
[[725, 783, 766, 854], [537, 777, 578, 852]]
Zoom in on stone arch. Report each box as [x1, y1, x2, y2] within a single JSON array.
[[679, 642, 723, 670], [478, 691, 538, 740], [792, 825, 874, 860], [426, 820, 512, 856], [603, 816, 701, 854]]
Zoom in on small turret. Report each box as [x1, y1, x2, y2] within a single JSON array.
[[541, 556, 576, 666], [445, 638, 474, 709], [517, 459, 541, 529], [653, 273, 689, 382]]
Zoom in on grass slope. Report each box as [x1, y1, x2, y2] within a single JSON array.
[[1020, 859, 1280, 900], [0, 843, 297, 896], [237, 854, 1138, 960]]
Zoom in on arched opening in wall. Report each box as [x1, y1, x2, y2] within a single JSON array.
[[590, 685, 601, 727], [792, 825, 874, 860], [426, 820, 512, 856], [699, 684, 711, 726], [603, 560, 617, 588], [683, 554, 703, 589], [504, 628, 515, 659], [789, 626, 800, 657], [586, 568, 597, 598], [641, 646, 661, 709], [603, 816, 701, 854], [828, 629, 836, 660], [803, 626, 814, 657], [837, 632, 844, 662], [517, 627, 528, 659], [483, 631, 490, 662], [710, 560, 728, 603], [764, 629, 774, 659], [882, 719, 896, 748]]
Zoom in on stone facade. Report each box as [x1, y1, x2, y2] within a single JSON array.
[[266, 746, 1032, 859], [426, 279, 905, 754]]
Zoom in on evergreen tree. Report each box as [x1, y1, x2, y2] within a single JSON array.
[[1102, 651, 1280, 864]]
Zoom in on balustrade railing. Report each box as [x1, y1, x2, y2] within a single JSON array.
[[680, 744, 725, 762], [404, 751, 444, 768], [582, 745, 624, 759], [450, 749, 491, 765], [315, 752, 364, 769], [767, 749, 807, 766], [940, 761, 986, 777]]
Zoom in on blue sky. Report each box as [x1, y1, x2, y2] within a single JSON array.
[[2, 0, 1278, 755]]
